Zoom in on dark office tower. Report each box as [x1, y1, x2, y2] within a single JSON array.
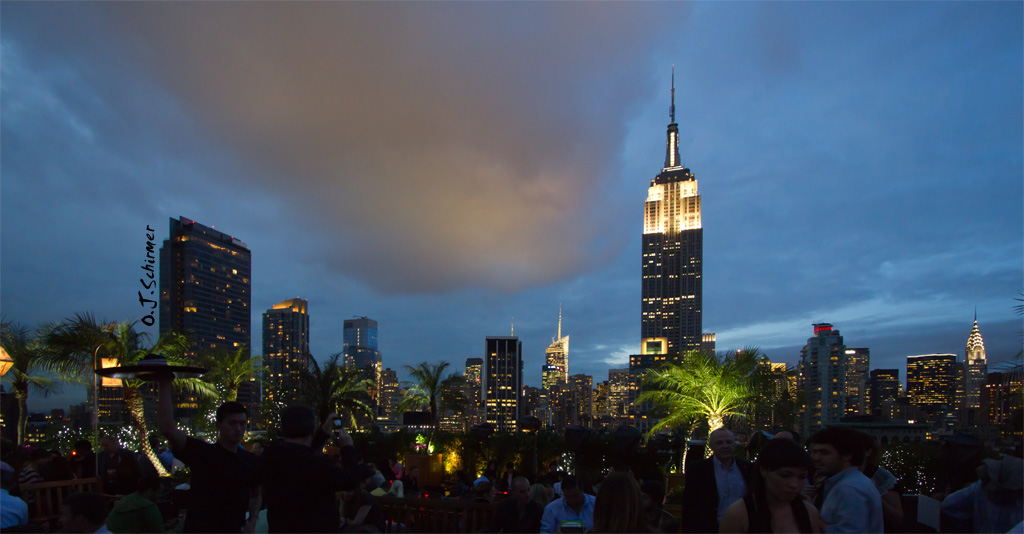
[[641, 71, 703, 359], [484, 336, 522, 432], [570, 374, 594, 427], [608, 368, 630, 419], [844, 348, 870, 416], [868, 369, 903, 419], [464, 357, 483, 426], [963, 315, 987, 412], [907, 353, 960, 427], [797, 324, 847, 438], [379, 368, 399, 420], [160, 216, 251, 355], [542, 308, 569, 390], [262, 298, 310, 405], [343, 317, 382, 403]]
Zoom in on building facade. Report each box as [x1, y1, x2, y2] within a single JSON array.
[[964, 317, 987, 413], [262, 298, 311, 406], [907, 353, 960, 428], [569, 374, 594, 427], [868, 368, 903, 420], [797, 323, 847, 438], [844, 348, 870, 416], [484, 336, 522, 432], [542, 309, 569, 390], [641, 73, 703, 358], [159, 216, 251, 355], [343, 317, 382, 404], [463, 358, 483, 427]]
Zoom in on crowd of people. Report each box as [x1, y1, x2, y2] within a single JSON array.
[[1, 378, 1021, 534]]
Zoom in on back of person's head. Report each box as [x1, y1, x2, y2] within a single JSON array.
[[561, 474, 581, 492], [772, 428, 801, 443], [387, 479, 405, 498], [807, 427, 865, 466], [505, 462, 514, 470], [136, 475, 163, 494], [73, 439, 92, 453], [62, 492, 108, 529], [860, 433, 882, 467], [756, 438, 813, 473], [592, 473, 644, 533], [279, 405, 317, 438], [529, 483, 548, 505], [216, 401, 248, 423], [639, 480, 666, 509]]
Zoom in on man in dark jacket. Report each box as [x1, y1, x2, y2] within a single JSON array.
[[487, 476, 544, 533], [681, 428, 752, 533], [260, 406, 362, 533]]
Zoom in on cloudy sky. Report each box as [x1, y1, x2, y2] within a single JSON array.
[[2, 2, 1021, 412]]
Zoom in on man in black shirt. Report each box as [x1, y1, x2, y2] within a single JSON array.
[[486, 476, 544, 533], [157, 375, 261, 533], [260, 405, 362, 533]]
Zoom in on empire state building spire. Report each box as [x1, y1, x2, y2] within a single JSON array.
[[664, 67, 682, 169]]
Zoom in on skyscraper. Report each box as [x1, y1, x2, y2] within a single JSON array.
[[464, 357, 483, 426], [379, 368, 399, 420], [907, 353, 961, 428], [868, 369, 903, 419], [844, 348, 870, 416], [963, 315, 987, 412], [797, 323, 847, 437], [569, 374, 594, 427], [484, 336, 522, 432], [159, 216, 251, 355], [262, 298, 310, 405], [641, 71, 703, 358], [542, 308, 569, 390], [343, 317, 382, 403]]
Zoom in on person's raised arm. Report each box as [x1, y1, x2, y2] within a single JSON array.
[[157, 374, 187, 452]]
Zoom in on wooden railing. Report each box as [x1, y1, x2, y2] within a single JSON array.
[[377, 496, 495, 533], [19, 477, 100, 524]]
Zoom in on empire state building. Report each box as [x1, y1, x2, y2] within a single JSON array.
[[641, 73, 702, 358]]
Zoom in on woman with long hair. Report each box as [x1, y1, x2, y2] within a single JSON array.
[[590, 472, 650, 533], [720, 439, 822, 533]]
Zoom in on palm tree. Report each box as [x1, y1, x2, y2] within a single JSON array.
[[637, 349, 756, 437], [299, 353, 375, 427], [396, 361, 467, 431], [0, 321, 61, 445], [196, 347, 262, 403], [48, 314, 193, 476]]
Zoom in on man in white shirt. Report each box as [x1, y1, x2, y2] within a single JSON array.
[[540, 475, 595, 533]]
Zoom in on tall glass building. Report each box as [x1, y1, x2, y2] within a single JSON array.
[[159, 216, 251, 355], [797, 323, 847, 437], [343, 317, 382, 403], [641, 72, 703, 358]]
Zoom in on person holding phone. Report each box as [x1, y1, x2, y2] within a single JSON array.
[[260, 406, 363, 533], [540, 475, 595, 534]]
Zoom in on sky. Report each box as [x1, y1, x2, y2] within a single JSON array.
[[2, 2, 1021, 412]]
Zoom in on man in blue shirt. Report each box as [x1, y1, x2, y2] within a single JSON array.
[[540, 475, 595, 533], [808, 427, 883, 533]]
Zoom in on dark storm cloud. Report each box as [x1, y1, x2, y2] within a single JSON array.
[[63, 2, 672, 294]]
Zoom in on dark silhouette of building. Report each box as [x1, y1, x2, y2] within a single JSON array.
[[641, 71, 703, 359], [868, 368, 903, 420]]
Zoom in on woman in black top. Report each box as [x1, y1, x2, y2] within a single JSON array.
[[720, 439, 822, 533]]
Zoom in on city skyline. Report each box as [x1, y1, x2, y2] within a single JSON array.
[[2, 2, 1021, 412]]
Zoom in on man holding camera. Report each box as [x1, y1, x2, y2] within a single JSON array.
[[260, 405, 363, 533]]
